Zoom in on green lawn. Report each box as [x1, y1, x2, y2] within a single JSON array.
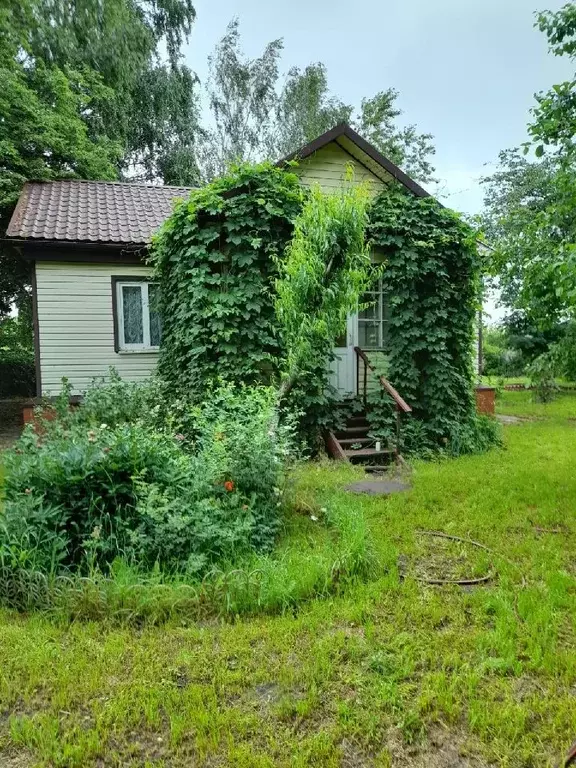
[[2, 393, 576, 766], [498, 387, 576, 420]]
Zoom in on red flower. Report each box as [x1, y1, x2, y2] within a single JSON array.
[[224, 480, 234, 492]]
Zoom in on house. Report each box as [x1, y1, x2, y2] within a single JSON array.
[[5, 123, 432, 400]]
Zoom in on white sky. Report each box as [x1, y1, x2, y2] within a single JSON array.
[[182, 0, 574, 321]]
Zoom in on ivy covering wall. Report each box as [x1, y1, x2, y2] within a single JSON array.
[[367, 185, 482, 447], [151, 163, 303, 395]]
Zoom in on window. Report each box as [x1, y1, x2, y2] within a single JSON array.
[[114, 279, 162, 351], [357, 278, 389, 350]]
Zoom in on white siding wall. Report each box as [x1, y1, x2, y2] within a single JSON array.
[[297, 143, 385, 195], [36, 262, 158, 396]]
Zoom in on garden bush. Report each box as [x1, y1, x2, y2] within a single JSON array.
[[0, 379, 295, 577]]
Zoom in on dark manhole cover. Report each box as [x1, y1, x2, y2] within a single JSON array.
[[344, 480, 411, 495]]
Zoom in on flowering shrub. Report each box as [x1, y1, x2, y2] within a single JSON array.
[[0, 380, 295, 576]]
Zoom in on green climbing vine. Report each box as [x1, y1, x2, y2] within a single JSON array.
[[366, 185, 498, 452], [151, 162, 303, 395]]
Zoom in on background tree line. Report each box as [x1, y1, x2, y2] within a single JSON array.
[[479, 3, 576, 386]]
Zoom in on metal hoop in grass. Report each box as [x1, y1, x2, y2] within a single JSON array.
[[46, 574, 77, 613], [247, 569, 265, 588], [220, 569, 265, 612], [226, 568, 265, 587], [73, 576, 108, 606], [411, 530, 506, 587], [166, 584, 204, 619], [201, 567, 226, 591], [198, 568, 227, 604], [196, 567, 268, 614], [415, 572, 496, 586], [416, 529, 526, 587], [53, 574, 75, 590]]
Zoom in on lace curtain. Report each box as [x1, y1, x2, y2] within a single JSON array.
[[122, 286, 143, 344]]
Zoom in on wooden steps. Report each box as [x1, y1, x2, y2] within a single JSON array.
[[325, 348, 412, 467], [326, 411, 397, 466], [334, 426, 370, 438], [337, 436, 373, 447], [343, 447, 395, 463]]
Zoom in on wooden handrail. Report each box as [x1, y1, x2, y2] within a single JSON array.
[[354, 346, 412, 413]]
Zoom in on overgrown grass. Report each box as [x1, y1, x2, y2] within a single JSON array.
[[0, 495, 379, 622], [1, 396, 576, 765]]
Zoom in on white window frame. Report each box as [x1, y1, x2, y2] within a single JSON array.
[[116, 280, 160, 352]]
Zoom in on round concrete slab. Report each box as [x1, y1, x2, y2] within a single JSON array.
[[345, 480, 411, 495]]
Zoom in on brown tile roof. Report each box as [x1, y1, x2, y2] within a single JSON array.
[[6, 180, 193, 245]]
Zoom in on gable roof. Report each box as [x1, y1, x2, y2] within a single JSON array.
[[5, 179, 193, 246], [5, 123, 430, 247], [278, 122, 431, 199]]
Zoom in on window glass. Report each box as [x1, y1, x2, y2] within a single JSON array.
[[148, 283, 162, 346], [357, 280, 388, 350], [122, 285, 144, 344], [359, 298, 377, 319], [358, 321, 380, 348]]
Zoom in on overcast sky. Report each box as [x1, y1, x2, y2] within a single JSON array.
[[184, 0, 573, 216]]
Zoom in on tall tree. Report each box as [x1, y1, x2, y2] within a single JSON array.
[[482, 4, 576, 326], [272, 63, 352, 158], [4, 0, 199, 184], [0, 0, 199, 317], [529, 3, 576, 160], [197, 20, 435, 183], [480, 149, 572, 325], [197, 20, 283, 181], [0, 1, 121, 317], [356, 91, 435, 182]]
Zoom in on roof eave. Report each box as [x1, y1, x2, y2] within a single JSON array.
[[2, 237, 147, 249], [3, 238, 148, 264]]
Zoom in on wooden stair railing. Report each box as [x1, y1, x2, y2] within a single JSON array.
[[324, 348, 412, 466], [354, 346, 412, 460]]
